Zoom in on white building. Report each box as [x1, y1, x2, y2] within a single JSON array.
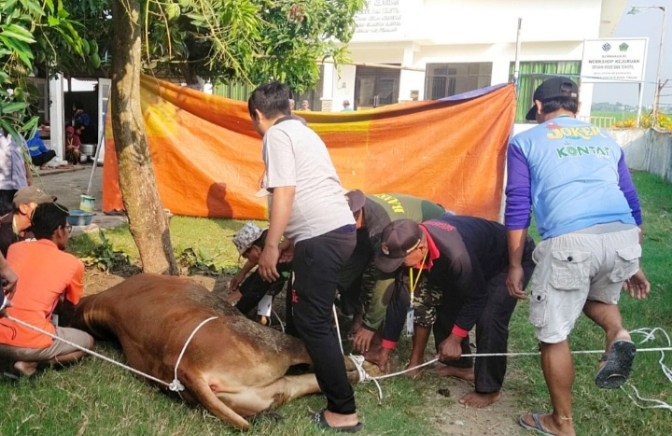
[[319, 0, 628, 125]]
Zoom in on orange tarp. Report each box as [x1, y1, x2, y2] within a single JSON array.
[[103, 76, 515, 221]]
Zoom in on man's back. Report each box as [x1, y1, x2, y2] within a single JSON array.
[[363, 193, 446, 243], [263, 119, 353, 242], [0, 239, 84, 348], [508, 116, 636, 238]]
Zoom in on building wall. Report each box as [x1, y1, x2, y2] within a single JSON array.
[[322, 0, 627, 120]]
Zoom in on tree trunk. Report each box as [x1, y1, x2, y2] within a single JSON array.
[[110, 0, 178, 275]]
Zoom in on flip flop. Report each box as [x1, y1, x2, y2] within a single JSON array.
[[595, 339, 636, 389], [312, 410, 363, 433], [518, 413, 559, 436]]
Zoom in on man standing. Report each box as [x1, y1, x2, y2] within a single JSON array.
[[248, 82, 361, 432], [0, 203, 93, 377], [374, 215, 535, 407], [506, 77, 649, 436], [0, 130, 32, 216], [0, 186, 55, 257]]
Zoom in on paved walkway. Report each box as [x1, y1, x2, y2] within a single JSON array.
[[33, 164, 127, 236]]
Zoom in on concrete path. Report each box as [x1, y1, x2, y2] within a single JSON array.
[[32, 163, 127, 236]]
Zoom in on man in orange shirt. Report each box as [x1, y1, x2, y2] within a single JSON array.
[[0, 202, 93, 377]]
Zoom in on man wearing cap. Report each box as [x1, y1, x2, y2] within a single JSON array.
[[248, 82, 360, 432], [0, 186, 55, 257], [506, 77, 649, 436], [341, 100, 353, 112], [374, 215, 535, 408], [227, 222, 293, 332], [340, 190, 447, 354]]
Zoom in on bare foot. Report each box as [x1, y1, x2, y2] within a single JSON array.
[[13, 361, 38, 377], [433, 365, 475, 382], [364, 347, 390, 373], [405, 359, 425, 378], [459, 391, 501, 408]]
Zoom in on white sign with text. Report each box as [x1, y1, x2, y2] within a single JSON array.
[[581, 38, 648, 83]]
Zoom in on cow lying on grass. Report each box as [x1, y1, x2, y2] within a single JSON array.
[[71, 273, 376, 430]]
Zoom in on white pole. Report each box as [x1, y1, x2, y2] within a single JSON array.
[[651, 7, 666, 128], [636, 82, 644, 128], [500, 18, 522, 224]]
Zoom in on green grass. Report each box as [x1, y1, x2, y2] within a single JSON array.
[[507, 170, 672, 436], [2, 171, 671, 435]]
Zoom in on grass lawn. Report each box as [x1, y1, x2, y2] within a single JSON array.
[[1, 171, 670, 435]]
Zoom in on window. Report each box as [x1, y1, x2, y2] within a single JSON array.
[[510, 61, 581, 123], [425, 63, 492, 99]]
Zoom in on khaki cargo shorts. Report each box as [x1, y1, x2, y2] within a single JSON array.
[[0, 327, 94, 362], [529, 226, 641, 344]]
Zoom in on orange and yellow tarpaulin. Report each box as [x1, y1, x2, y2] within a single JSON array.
[[103, 75, 515, 221]]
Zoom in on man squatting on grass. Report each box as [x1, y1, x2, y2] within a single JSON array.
[[248, 82, 362, 432], [0, 203, 93, 377], [372, 215, 535, 408], [505, 76, 650, 436]]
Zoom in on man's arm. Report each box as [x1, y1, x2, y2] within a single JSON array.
[[257, 186, 295, 282], [65, 261, 85, 305], [0, 252, 17, 299]]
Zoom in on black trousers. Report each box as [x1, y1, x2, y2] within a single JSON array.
[[31, 150, 56, 167], [336, 230, 372, 316], [433, 238, 536, 393], [0, 190, 17, 217], [292, 227, 356, 414]]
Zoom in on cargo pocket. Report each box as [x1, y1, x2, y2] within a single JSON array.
[[529, 290, 548, 328], [549, 251, 591, 291], [609, 245, 641, 283]]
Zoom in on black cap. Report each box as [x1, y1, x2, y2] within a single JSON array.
[[525, 77, 579, 121], [374, 219, 423, 273], [345, 189, 366, 213]]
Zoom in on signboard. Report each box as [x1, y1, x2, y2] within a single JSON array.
[[581, 38, 648, 83], [354, 0, 403, 36]]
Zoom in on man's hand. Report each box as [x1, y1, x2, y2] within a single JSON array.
[[506, 266, 527, 300], [229, 273, 245, 292], [1, 264, 18, 299], [438, 334, 463, 361], [278, 239, 294, 263], [353, 328, 375, 354], [258, 245, 280, 282], [623, 270, 650, 300]]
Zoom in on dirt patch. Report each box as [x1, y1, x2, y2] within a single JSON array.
[[82, 268, 226, 296], [424, 377, 523, 435]]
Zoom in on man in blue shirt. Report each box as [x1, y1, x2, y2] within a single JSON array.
[[505, 77, 650, 436], [26, 130, 56, 169]]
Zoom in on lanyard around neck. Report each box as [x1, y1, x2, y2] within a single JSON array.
[[408, 252, 428, 304]]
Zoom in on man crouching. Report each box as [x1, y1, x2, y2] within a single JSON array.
[[0, 203, 93, 377]]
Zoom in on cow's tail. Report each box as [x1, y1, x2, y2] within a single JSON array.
[[186, 374, 250, 430]]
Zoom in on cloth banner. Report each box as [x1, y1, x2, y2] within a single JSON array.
[[103, 75, 515, 221]]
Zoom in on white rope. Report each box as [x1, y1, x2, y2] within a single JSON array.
[[333, 304, 344, 355], [171, 316, 218, 395], [621, 328, 672, 412], [272, 309, 285, 334], [5, 315, 172, 388]]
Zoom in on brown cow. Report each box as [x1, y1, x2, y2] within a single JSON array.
[[71, 273, 375, 430]]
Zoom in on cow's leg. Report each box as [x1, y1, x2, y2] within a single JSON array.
[[183, 373, 250, 430], [217, 373, 321, 417]]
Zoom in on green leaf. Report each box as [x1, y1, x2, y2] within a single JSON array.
[[178, 0, 191, 8], [20, 0, 45, 17], [47, 15, 59, 26], [166, 4, 180, 20], [0, 0, 18, 14], [0, 118, 20, 144], [44, 0, 54, 13], [0, 101, 27, 114], [0, 28, 36, 44], [81, 38, 89, 55]]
